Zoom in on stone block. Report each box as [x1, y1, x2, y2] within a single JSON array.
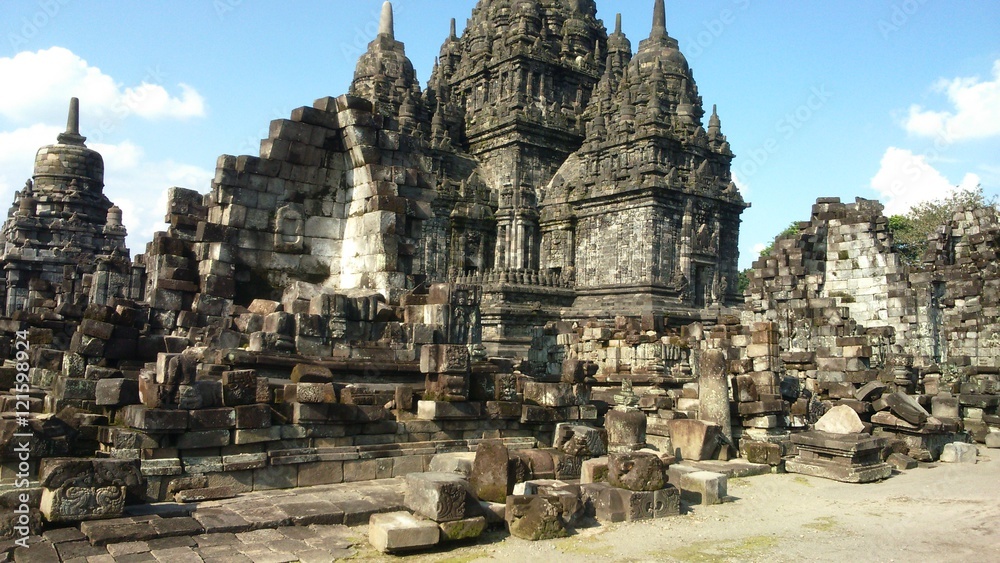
[[188, 407, 236, 430], [417, 400, 481, 420], [420, 344, 470, 374], [428, 452, 475, 477], [678, 471, 727, 505], [95, 378, 140, 407], [368, 511, 439, 554], [404, 472, 469, 522], [221, 370, 258, 406], [939, 442, 977, 463], [742, 441, 782, 465], [931, 395, 961, 419], [122, 405, 188, 431], [234, 404, 272, 429], [284, 382, 336, 404]]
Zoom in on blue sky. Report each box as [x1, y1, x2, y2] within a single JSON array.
[[1, 0, 997, 268]]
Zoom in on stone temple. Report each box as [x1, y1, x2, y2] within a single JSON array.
[[0, 0, 997, 557], [172, 0, 746, 357]]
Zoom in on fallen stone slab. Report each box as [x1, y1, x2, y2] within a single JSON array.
[[939, 442, 977, 463], [80, 516, 158, 546], [884, 392, 929, 426], [438, 515, 487, 542], [368, 511, 439, 554]]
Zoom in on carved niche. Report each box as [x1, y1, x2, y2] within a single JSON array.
[[274, 204, 305, 253]]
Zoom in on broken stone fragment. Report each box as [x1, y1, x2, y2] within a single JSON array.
[[505, 495, 569, 541], [814, 404, 866, 434], [939, 442, 977, 463], [607, 452, 666, 492], [553, 423, 608, 457]]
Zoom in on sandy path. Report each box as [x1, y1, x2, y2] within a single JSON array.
[[353, 449, 1000, 563]]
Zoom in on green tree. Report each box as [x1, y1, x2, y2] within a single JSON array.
[[887, 185, 995, 265]]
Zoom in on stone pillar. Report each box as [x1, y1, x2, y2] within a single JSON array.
[[698, 349, 732, 446]]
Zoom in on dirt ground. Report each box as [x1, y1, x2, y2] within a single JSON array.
[[354, 448, 1000, 563]]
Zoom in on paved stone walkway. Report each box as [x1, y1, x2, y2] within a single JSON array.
[[5, 479, 408, 562], [2, 459, 773, 562]]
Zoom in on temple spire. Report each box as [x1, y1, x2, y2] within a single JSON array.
[[57, 97, 86, 146], [651, 0, 667, 40], [379, 1, 394, 39], [450, 18, 457, 39], [708, 104, 722, 137], [615, 13, 622, 35]]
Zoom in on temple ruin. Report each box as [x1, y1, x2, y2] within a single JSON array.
[[0, 0, 996, 559]]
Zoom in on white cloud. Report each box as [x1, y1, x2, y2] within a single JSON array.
[[870, 147, 981, 215], [0, 47, 205, 126], [0, 47, 212, 254], [0, 124, 61, 198], [904, 59, 1000, 142], [752, 243, 767, 255]]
